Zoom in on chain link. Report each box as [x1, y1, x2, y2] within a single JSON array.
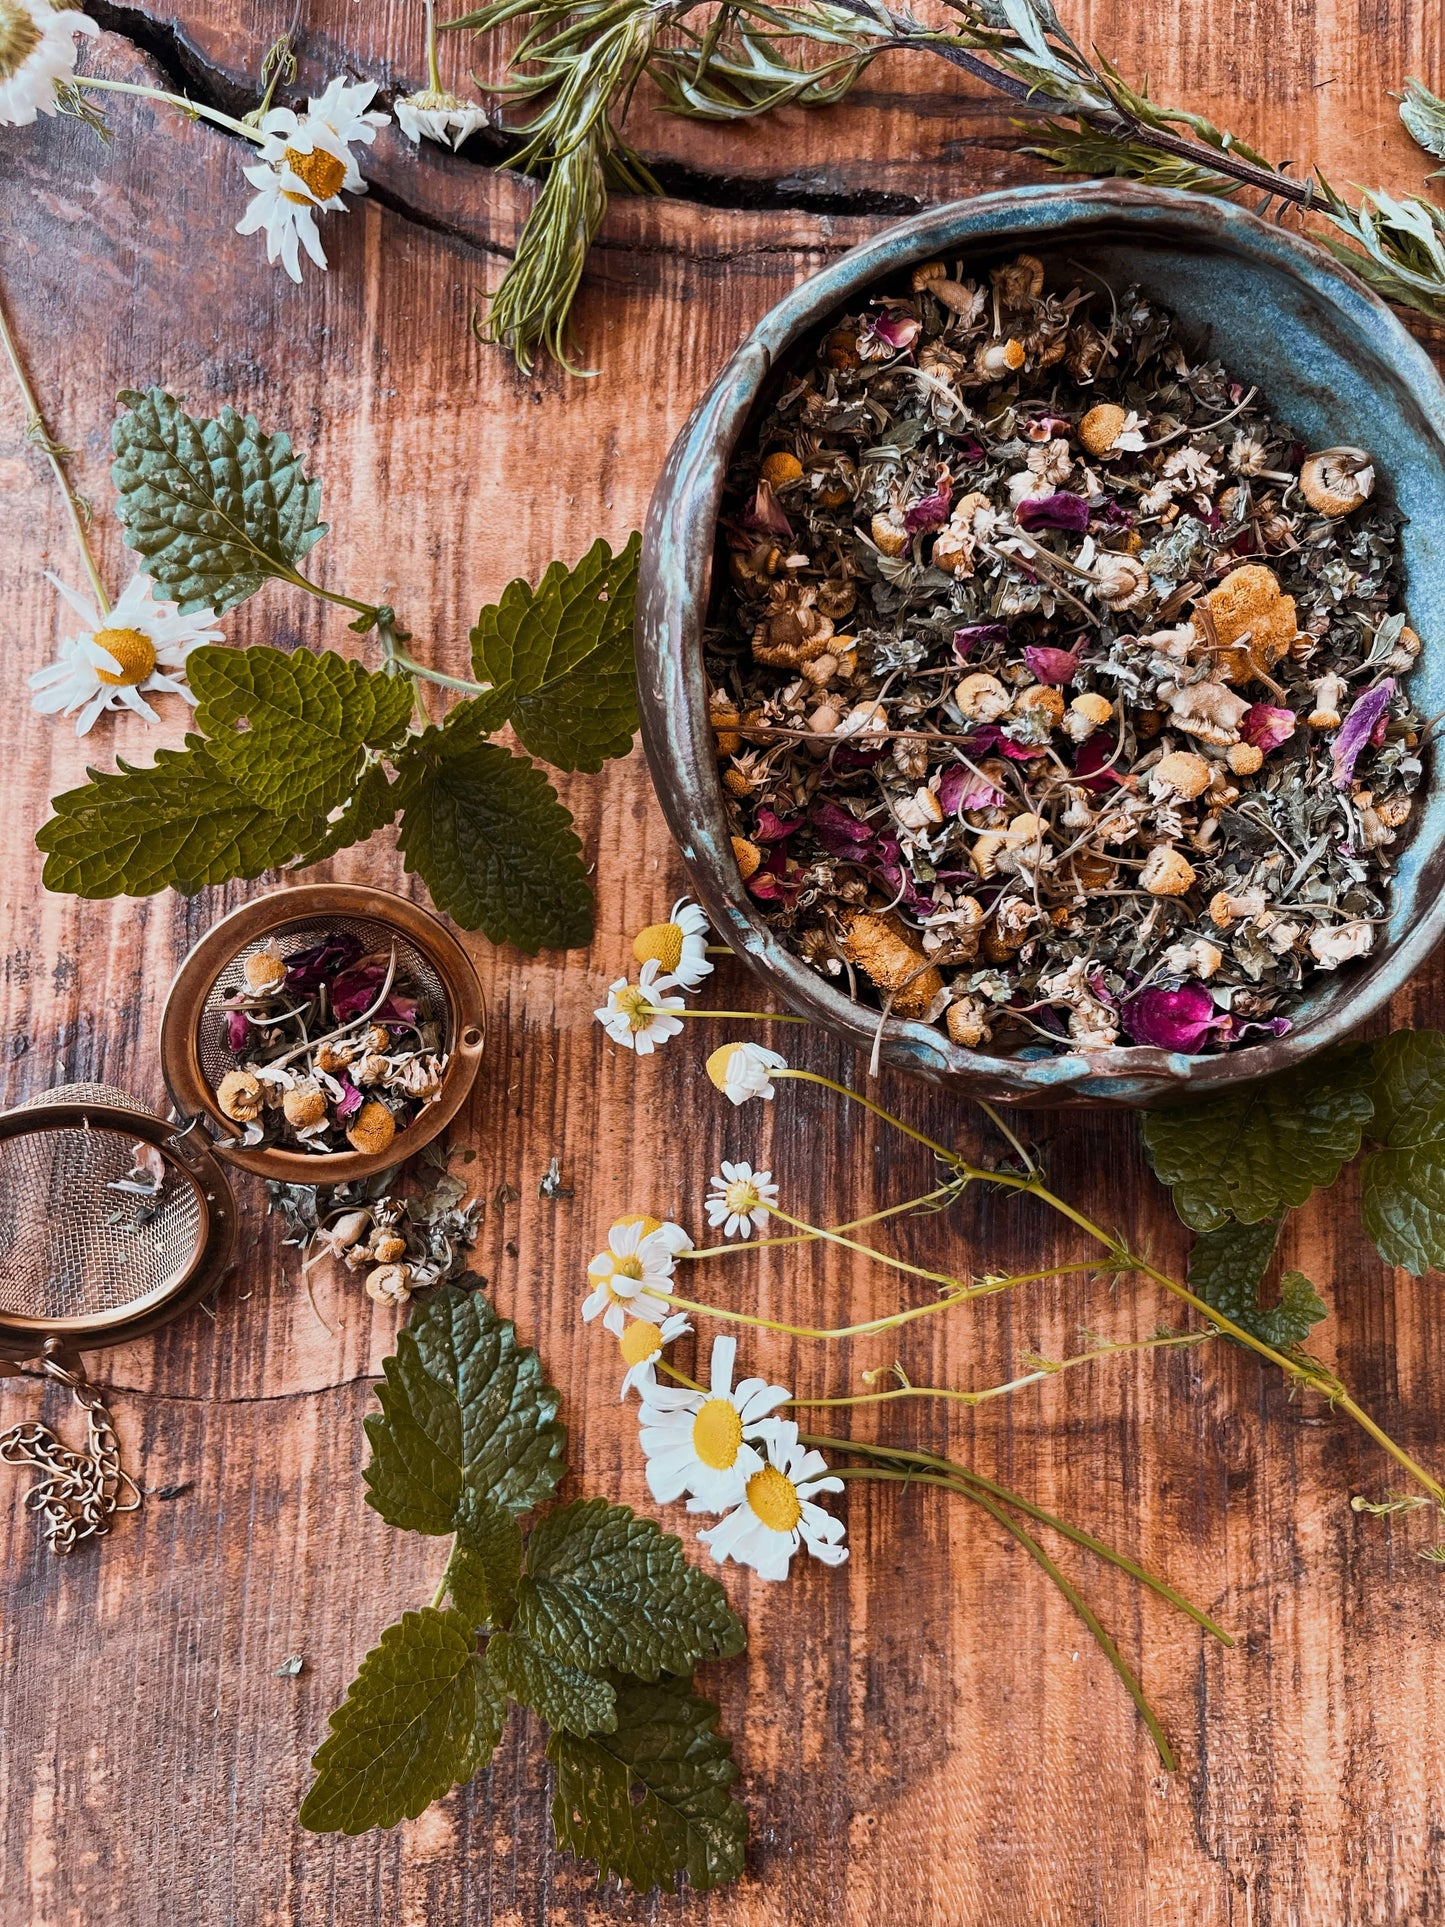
[[0, 1366, 141, 1554]]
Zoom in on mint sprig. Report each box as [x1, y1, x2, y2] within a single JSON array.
[[38, 393, 640, 953], [302, 1282, 748, 1897]]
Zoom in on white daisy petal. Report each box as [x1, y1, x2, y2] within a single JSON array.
[[30, 572, 220, 736], [636, 1334, 789, 1515], [696, 1418, 847, 1581], [0, 4, 97, 128], [706, 1042, 788, 1105]]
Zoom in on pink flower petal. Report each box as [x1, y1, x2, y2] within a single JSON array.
[[1023, 643, 1083, 685], [1015, 492, 1090, 533], [1242, 703, 1297, 752], [1121, 984, 1224, 1052]]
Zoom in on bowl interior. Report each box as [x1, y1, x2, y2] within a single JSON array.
[[638, 185, 1445, 1105]]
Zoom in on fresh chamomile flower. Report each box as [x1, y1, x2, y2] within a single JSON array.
[[582, 1214, 691, 1336], [697, 1419, 847, 1581], [636, 1334, 790, 1513], [395, 87, 488, 150], [632, 897, 714, 992], [237, 78, 386, 282], [594, 958, 685, 1055], [616, 1311, 692, 1400], [29, 571, 221, 735], [0, 0, 97, 128], [705, 1161, 778, 1240], [706, 1041, 787, 1105]]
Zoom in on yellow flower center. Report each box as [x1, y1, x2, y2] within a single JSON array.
[[93, 627, 157, 687], [706, 1044, 743, 1093], [614, 985, 654, 1032], [0, 1, 41, 81], [614, 1213, 663, 1238], [282, 145, 347, 204], [747, 1463, 802, 1534], [610, 1255, 644, 1283], [724, 1179, 761, 1217], [619, 1320, 663, 1367], [692, 1398, 743, 1471], [633, 921, 685, 974]]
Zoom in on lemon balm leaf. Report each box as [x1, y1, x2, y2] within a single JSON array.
[[36, 739, 323, 897], [468, 534, 640, 773], [1361, 1030, 1445, 1274], [396, 740, 593, 953], [513, 1497, 746, 1680], [1141, 1046, 1375, 1231], [485, 1630, 617, 1737], [299, 1609, 504, 1833], [547, 1676, 747, 1896], [1187, 1218, 1328, 1352], [111, 388, 326, 614], [363, 1280, 566, 1533]]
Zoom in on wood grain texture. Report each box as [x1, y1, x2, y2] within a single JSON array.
[[2, 7, 1445, 1924]]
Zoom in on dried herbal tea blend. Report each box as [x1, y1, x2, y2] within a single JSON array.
[[213, 934, 448, 1153], [709, 254, 1425, 1055]]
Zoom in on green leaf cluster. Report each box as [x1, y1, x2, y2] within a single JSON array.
[[301, 1283, 748, 1897], [1141, 1031, 1445, 1357], [38, 391, 641, 953]]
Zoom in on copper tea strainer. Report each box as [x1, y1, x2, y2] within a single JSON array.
[[0, 884, 485, 1553], [160, 883, 486, 1186], [0, 1083, 237, 1551]]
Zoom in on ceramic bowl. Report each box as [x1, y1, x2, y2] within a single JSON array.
[[636, 181, 1445, 1107]]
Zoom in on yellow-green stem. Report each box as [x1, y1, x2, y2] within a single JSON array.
[[0, 289, 109, 614], [70, 74, 268, 143], [680, 1181, 963, 1260]]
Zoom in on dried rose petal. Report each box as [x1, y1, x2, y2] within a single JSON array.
[[1023, 642, 1083, 685], [334, 1076, 364, 1121], [1212, 1013, 1291, 1046], [1331, 678, 1395, 790], [811, 800, 874, 858], [1024, 413, 1074, 441], [226, 1008, 250, 1052], [870, 313, 921, 351], [285, 932, 363, 990], [905, 477, 952, 534], [939, 763, 1004, 814], [953, 622, 1009, 662], [753, 806, 802, 842], [1242, 703, 1297, 752], [1015, 492, 1091, 533], [743, 479, 793, 540], [1121, 984, 1224, 1052], [1091, 499, 1135, 532], [1072, 734, 1123, 792]]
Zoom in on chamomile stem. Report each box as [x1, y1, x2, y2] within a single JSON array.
[[785, 1329, 1214, 1413], [812, 1440, 1232, 1643], [0, 290, 109, 614], [679, 1181, 963, 1259], [829, 1462, 1175, 1768], [425, 0, 444, 90], [761, 1202, 975, 1294], [69, 75, 268, 144], [777, 1068, 1445, 1506], [656, 1260, 1091, 1341], [975, 1096, 1037, 1176], [646, 1006, 814, 1023]]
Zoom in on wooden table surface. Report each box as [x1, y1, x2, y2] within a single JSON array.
[[4, 5, 1445, 1923]]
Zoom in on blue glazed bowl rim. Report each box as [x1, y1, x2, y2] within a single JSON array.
[[636, 181, 1445, 1106]]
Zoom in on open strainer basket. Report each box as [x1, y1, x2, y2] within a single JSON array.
[[0, 1082, 239, 1550], [159, 883, 486, 1185]]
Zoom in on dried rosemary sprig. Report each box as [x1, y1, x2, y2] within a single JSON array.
[[441, 0, 1445, 368]]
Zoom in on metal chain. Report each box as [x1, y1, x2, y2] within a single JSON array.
[[0, 1362, 141, 1554]]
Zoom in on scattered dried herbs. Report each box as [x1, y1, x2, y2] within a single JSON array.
[[710, 258, 1424, 1056]]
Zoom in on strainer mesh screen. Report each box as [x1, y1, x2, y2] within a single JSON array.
[[0, 1085, 203, 1322], [196, 917, 452, 1089]]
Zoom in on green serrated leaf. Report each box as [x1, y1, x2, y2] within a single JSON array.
[[1361, 1030, 1445, 1274], [487, 1630, 617, 1736], [1187, 1218, 1328, 1351], [299, 1608, 504, 1834], [190, 645, 413, 819], [514, 1498, 746, 1683], [290, 761, 400, 867], [444, 1493, 524, 1630], [469, 534, 640, 773], [363, 1278, 566, 1534], [1141, 1047, 1375, 1231], [111, 387, 325, 613], [396, 741, 593, 953], [548, 1675, 747, 1896], [37, 740, 318, 898]]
